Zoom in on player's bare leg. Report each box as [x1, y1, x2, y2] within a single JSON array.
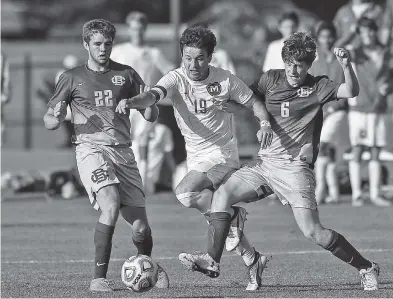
[[90, 184, 120, 292], [325, 162, 340, 203], [369, 147, 391, 206], [349, 146, 364, 206], [292, 207, 380, 290], [315, 156, 329, 204], [120, 193, 169, 289], [179, 174, 272, 290]]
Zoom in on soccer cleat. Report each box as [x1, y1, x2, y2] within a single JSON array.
[[155, 263, 170, 288], [352, 196, 364, 207], [246, 251, 271, 291], [359, 262, 380, 290], [225, 206, 248, 252], [178, 252, 220, 278], [370, 196, 392, 207], [89, 278, 114, 292]]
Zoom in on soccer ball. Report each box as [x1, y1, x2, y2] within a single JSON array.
[[121, 254, 158, 292]]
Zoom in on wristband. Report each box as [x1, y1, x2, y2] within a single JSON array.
[[260, 120, 271, 127]]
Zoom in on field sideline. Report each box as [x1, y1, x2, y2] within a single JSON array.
[[1, 192, 393, 298]]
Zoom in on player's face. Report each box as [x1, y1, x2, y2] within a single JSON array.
[[182, 46, 211, 81], [284, 60, 310, 87], [128, 20, 146, 43], [84, 33, 113, 66], [359, 26, 377, 46], [317, 29, 335, 50], [279, 19, 298, 39]]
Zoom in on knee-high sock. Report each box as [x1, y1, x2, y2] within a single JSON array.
[[132, 227, 153, 257], [207, 212, 231, 263], [233, 234, 256, 266], [325, 230, 372, 270], [94, 222, 115, 279], [369, 160, 381, 200], [315, 157, 329, 203], [326, 162, 340, 201], [349, 161, 362, 199]]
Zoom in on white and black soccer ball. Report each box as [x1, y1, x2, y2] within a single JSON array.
[[121, 254, 158, 292]]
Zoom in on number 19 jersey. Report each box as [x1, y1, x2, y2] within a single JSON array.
[[253, 69, 341, 166], [47, 60, 144, 146], [154, 65, 254, 154]]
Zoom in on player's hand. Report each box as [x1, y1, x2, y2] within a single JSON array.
[[257, 125, 273, 149], [53, 101, 67, 121], [116, 99, 129, 114], [334, 47, 351, 67]]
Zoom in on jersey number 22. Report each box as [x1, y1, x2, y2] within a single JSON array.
[[95, 90, 113, 107]]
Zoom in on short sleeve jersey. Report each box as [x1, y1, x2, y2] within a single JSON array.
[[48, 60, 144, 146], [154, 65, 253, 154], [253, 70, 341, 166]]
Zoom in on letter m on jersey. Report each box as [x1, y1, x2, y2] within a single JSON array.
[[206, 82, 221, 96]]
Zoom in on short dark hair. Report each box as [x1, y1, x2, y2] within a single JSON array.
[[126, 11, 148, 28], [82, 19, 116, 44], [356, 16, 378, 33], [281, 32, 317, 65], [315, 21, 337, 39], [180, 26, 217, 56], [279, 12, 300, 27]]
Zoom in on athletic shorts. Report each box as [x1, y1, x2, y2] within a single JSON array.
[[232, 157, 317, 210], [320, 110, 347, 144], [186, 137, 240, 189], [348, 111, 387, 147], [75, 143, 145, 210]]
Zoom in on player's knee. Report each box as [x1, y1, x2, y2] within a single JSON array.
[[370, 147, 380, 161], [351, 146, 363, 162], [132, 225, 151, 243], [176, 192, 199, 208], [97, 186, 121, 220], [211, 186, 231, 213]]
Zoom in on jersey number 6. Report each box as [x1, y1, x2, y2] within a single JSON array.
[[95, 90, 113, 107], [281, 102, 290, 117]]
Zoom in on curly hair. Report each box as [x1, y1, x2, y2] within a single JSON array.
[[281, 32, 317, 65], [82, 19, 116, 44], [180, 26, 217, 56]]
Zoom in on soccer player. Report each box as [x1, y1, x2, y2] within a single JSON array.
[[263, 12, 299, 72], [1, 51, 11, 143], [346, 17, 392, 207], [309, 22, 347, 205], [116, 26, 273, 291], [180, 32, 381, 291], [43, 19, 169, 292]]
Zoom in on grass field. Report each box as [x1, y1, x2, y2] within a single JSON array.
[[2, 193, 393, 298]]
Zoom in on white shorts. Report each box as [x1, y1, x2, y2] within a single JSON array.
[[76, 143, 145, 210], [320, 110, 347, 143], [348, 111, 387, 147], [186, 138, 240, 189], [232, 157, 317, 210]]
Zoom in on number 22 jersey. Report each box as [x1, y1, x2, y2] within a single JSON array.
[[47, 60, 144, 146], [252, 69, 341, 165]]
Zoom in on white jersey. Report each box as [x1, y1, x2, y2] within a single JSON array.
[[152, 65, 254, 154], [111, 43, 174, 87]]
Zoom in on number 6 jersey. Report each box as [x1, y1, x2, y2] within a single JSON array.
[[47, 60, 144, 146], [152, 65, 254, 154], [252, 69, 341, 166]]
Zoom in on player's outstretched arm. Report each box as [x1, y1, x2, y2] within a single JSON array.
[[251, 96, 273, 149], [138, 104, 159, 122], [116, 91, 157, 114], [43, 101, 67, 130], [335, 47, 360, 99]]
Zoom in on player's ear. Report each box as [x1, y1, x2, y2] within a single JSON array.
[[83, 41, 89, 51]]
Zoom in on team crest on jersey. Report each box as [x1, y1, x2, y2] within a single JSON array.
[[112, 75, 125, 86], [206, 82, 222, 96], [296, 86, 315, 97]]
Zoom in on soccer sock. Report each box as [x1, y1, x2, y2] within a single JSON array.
[[207, 212, 231, 263], [94, 222, 115, 279], [315, 157, 329, 203], [326, 162, 340, 201], [233, 234, 256, 267], [348, 161, 362, 199], [325, 230, 372, 270], [369, 160, 381, 200], [132, 227, 153, 257]]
